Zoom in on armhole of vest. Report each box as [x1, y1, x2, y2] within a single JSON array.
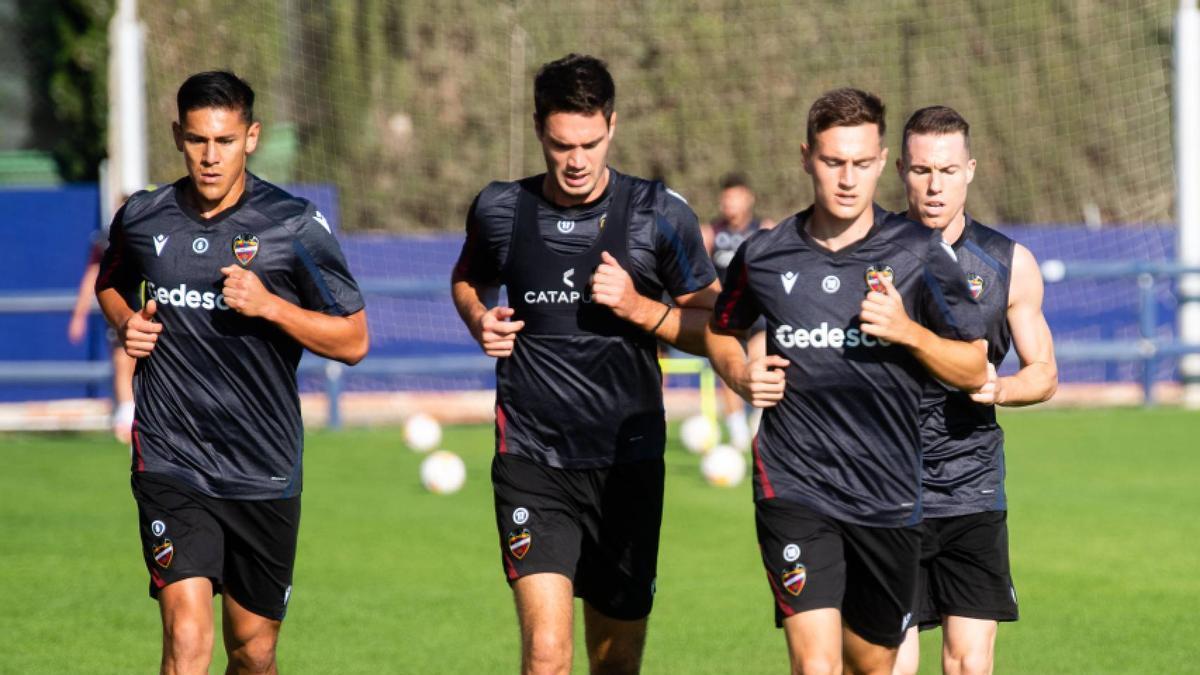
[[498, 187, 524, 277]]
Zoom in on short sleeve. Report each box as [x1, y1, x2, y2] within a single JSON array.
[[919, 231, 984, 340], [654, 186, 718, 298], [95, 204, 141, 300], [453, 194, 502, 285], [291, 205, 365, 316], [711, 241, 761, 331]]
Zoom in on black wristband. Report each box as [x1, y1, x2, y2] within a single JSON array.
[[650, 303, 671, 335]]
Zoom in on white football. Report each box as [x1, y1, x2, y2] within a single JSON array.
[[404, 413, 442, 453], [680, 414, 719, 454], [420, 450, 466, 494], [701, 444, 747, 487]]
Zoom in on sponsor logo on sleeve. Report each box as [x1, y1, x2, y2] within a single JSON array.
[[232, 233, 260, 266]]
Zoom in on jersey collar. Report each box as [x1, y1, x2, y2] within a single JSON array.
[[174, 172, 254, 227]]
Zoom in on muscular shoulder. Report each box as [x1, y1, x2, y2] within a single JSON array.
[[120, 182, 179, 229], [966, 218, 1017, 263], [245, 175, 325, 235]]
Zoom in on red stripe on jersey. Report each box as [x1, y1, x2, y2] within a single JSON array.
[[132, 419, 145, 472], [716, 259, 750, 329], [496, 403, 509, 455], [752, 434, 775, 499]]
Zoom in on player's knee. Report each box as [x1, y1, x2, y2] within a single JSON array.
[[227, 635, 277, 674], [946, 650, 993, 675], [792, 655, 842, 675], [590, 648, 642, 675], [525, 632, 572, 674], [162, 618, 212, 665]]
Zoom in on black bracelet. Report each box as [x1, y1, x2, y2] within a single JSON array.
[[650, 304, 671, 335]]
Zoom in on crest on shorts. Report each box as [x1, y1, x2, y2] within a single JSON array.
[[865, 264, 895, 293], [967, 273, 984, 299], [153, 539, 174, 568], [781, 562, 806, 596], [232, 233, 259, 266], [508, 528, 532, 560]]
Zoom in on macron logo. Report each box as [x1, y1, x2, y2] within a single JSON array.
[[781, 271, 798, 295], [562, 268, 575, 288], [313, 211, 331, 233], [153, 234, 168, 256]]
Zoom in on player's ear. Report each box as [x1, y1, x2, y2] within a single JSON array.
[[801, 143, 813, 175], [172, 121, 184, 152], [877, 146, 889, 175], [965, 157, 976, 185], [607, 110, 617, 139], [244, 121, 262, 155], [532, 113, 543, 139]]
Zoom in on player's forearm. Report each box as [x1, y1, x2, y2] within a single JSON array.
[[906, 329, 988, 391], [97, 287, 135, 330], [263, 299, 368, 365], [72, 264, 100, 322], [998, 362, 1058, 406], [451, 278, 490, 342], [704, 324, 751, 396]]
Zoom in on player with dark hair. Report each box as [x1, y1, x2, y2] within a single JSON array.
[[451, 53, 723, 674], [705, 88, 987, 674], [701, 173, 775, 449], [96, 70, 368, 675], [892, 106, 1057, 675]]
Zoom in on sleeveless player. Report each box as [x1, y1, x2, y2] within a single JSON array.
[[891, 107, 1057, 675], [701, 173, 775, 449], [96, 72, 368, 675], [705, 89, 988, 675], [450, 54, 719, 674]]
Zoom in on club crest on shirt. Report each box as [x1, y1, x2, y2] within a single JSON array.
[[508, 528, 532, 560], [153, 539, 174, 568], [967, 273, 984, 299], [232, 233, 260, 266], [782, 562, 806, 596], [865, 264, 895, 293]]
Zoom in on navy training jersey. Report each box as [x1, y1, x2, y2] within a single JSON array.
[[714, 205, 985, 527], [920, 215, 1015, 517], [455, 169, 716, 468], [96, 173, 365, 499], [711, 218, 762, 285]]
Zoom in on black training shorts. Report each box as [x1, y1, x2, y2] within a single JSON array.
[[131, 472, 300, 621], [492, 453, 664, 621], [755, 498, 921, 647], [913, 510, 1019, 629]]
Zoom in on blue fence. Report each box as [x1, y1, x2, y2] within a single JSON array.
[[0, 185, 1187, 404]]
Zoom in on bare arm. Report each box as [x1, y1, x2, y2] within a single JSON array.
[[591, 251, 720, 356], [69, 261, 101, 344], [860, 274, 988, 391], [704, 323, 788, 407], [98, 287, 161, 358], [978, 244, 1057, 406], [220, 265, 368, 365], [451, 268, 523, 358]]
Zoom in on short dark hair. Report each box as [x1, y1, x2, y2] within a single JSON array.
[[177, 71, 255, 123], [534, 54, 615, 127], [902, 105, 971, 156], [806, 88, 886, 147], [720, 172, 751, 191]]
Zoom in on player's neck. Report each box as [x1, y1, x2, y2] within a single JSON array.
[[806, 203, 875, 252], [941, 211, 968, 245], [542, 166, 610, 208], [185, 171, 248, 220]]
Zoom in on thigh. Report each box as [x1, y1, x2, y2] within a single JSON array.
[[575, 457, 665, 621], [493, 453, 584, 582], [840, 521, 921, 648], [926, 511, 1018, 623], [755, 499, 846, 627], [218, 495, 301, 621], [132, 472, 224, 597]]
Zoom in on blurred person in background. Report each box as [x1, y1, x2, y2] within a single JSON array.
[[701, 173, 775, 449], [892, 105, 1057, 675]]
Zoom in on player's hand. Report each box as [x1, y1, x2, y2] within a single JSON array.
[[736, 354, 789, 408], [591, 251, 639, 320], [67, 312, 88, 344], [859, 274, 914, 346], [221, 265, 277, 318], [121, 299, 162, 358], [969, 362, 1000, 405], [474, 306, 524, 358]]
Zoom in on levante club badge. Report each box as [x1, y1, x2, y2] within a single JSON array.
[[967, 273, 985, 299], [782, 562, 807, 596], [153, 539, 174, 568], [865, 264, 895, 293], [508, 529, 532, 560], [232, 233, 260, 266]]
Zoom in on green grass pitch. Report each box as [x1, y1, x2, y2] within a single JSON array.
[[2, 408, 1198, 673]]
